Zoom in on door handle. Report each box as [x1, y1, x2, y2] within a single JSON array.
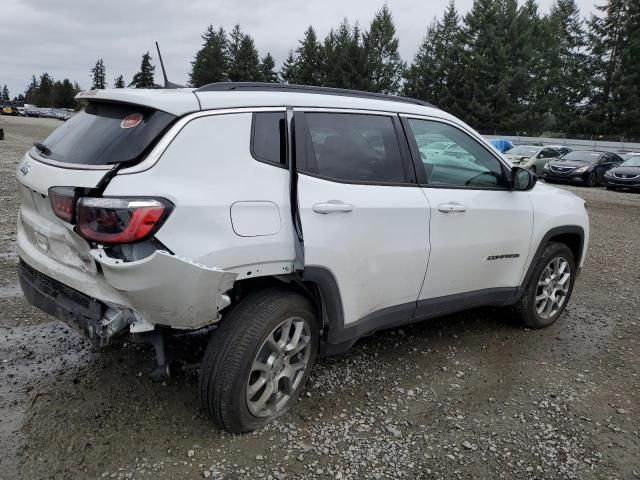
[[437, 203, 467, 213], [312, 202, 354, 214]]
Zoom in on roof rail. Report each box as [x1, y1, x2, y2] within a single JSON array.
[[195, 82, 436, 108]]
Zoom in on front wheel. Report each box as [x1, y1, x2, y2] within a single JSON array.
[[585, 172, 597, 187], [199, 288, 319, 433], [515, 242, 576, 328]]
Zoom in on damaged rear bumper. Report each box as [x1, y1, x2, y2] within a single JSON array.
[[17, 248, 237, 345], [90, 249, 237, 330]]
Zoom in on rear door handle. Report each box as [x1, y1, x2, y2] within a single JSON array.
[[437, 203, 467, 213], [312, 202, 354, 214]]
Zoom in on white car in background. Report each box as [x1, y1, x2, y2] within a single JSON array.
[[504, 145, 563, 174], [16, 84, 589, 432]]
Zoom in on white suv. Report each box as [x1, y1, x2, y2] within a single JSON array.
[[16, 83, 589, 432]]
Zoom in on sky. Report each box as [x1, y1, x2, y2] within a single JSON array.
[[1, 0, 597, 99]]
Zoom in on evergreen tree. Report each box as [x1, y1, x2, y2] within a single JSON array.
[[189, 25, 228, 87], [404, 1, 465, 117], [131, 52, 155, 88], [1, 84, 9, 101], [457, 0, 539, 132], [259, 53, 278, 82], [539, 0, 588, 132], [587, 0, 640, 136], [36, 73, 54, 107], [114, 75, 126, 88], [229, 33, 261, 81], [24, 75, 39, 104], [363, 5, 404, 94], [50, 79, 78, 108], [292, 26, 324, 85], [322, 20, 367, 89], [280, 50, 298, 83], [90, 58, 107, 89]]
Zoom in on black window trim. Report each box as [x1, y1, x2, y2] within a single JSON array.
[[293, 109, 418, 187], [399, 114, 514, 191], [250, 111, 288, 169]]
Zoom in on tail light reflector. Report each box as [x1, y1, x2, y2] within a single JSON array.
[[48, 187, 76, 223], [76, 197, 173, 244]]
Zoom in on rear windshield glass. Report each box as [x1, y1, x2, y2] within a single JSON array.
[[33, 102, 176, 165], [561, 151, 601, 163]]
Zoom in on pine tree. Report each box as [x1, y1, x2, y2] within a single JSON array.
[[131, 52, 155, 88], [90, 59, 107, 89], [363, 5, 404, 94], [539, 0, 588, 133], [292, 26, 324, 85], [1, 84, 9, 101], [322, 20, 367, 89], [259, 53, 278, 82], [618, 0, 640, 137], [229, 33, 261, 81], [55, 79, 79, 108], [24, 75, 39, 104], [114, 75, 126, 88], [404, 1, 465, 117], [280, 50, 298, 83], [587, 0, 640, 136], [189, 25, 228, 87], [37, 73, 54, 107]]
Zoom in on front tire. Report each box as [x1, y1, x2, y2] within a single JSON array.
[[199, 288, 319, 433], [515, 242, 576, 328], [585, 172, 597, 187]]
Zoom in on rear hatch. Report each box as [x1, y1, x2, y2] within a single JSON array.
[[17, 101, 177, 276]]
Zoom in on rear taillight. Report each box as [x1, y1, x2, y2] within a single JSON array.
[[48, 187, 77, 223], [76, 197, 173, 244]]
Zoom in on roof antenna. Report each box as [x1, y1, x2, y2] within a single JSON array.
[[155, 41, 184, 89]]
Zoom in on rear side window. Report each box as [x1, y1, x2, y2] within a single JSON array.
[[34, 102, 176, 165], [302, 113, 406, 183], [251, 112, 286, 166]]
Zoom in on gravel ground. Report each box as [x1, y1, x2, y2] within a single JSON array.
[[0, 116, 638, 480]]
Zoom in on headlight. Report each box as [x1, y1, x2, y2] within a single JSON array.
[[543, 163, 551, 171], [604, 170, 613, 177], [575, 166, 589, 173]]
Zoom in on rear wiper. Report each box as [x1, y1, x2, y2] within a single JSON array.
[[33, 142, 51, 156]]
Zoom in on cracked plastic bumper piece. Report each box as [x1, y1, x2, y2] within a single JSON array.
[[91, 249, 237, 329]]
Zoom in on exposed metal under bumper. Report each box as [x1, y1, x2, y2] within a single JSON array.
[[18, 259, 114, 345]]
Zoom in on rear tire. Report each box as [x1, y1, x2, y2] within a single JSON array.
[[199, 288, 319, 433], [515, 242, 576, 329]]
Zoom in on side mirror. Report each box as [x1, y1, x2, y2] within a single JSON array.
[[512, 166, 537, 191]]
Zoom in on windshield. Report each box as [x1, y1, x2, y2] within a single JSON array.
[[621, 156, 640, 167], [33, 102, 176, 165], [509, 146, 539, 157], [561, 151, 601, 163]]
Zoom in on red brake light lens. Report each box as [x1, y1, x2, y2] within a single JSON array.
[[76, 197, 173, 244], [48, 187, 76, 223]]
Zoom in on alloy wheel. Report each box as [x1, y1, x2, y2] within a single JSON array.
[[246, 316, 312, 418], [535, 257, 571, 320]]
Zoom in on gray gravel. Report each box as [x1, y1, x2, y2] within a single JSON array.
[[1, 116, 639, 480]]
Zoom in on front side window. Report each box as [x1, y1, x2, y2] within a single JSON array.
[[406, 119, 507, 188], [302, 113, 406, 183], [252, 112, 286, 166]]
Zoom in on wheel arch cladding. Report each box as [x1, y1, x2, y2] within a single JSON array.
[[520, 225, 584, 296]]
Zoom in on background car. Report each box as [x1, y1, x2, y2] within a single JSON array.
[[2, 106, 20, 116], [543, 150, 624, 187], [504, 145, 562, 174], [547, 145, 573, 156], [604, 155, 640, 191]]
